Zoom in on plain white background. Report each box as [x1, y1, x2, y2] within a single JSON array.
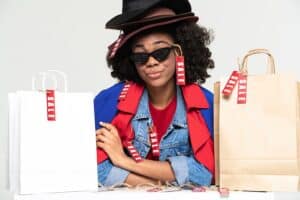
[[1, 0, 300, 199]]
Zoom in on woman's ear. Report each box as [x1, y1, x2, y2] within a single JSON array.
[[172, 44, 183, 56], [173, 48, 180, 56]]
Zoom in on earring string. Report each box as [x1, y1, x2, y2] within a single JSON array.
[[172, 44, 183, 56]]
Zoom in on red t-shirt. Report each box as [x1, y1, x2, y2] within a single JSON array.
[[147, 96, 177, 160]]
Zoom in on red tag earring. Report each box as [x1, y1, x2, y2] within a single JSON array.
[[174, 44, 186, 85], [108, 33, 125, 59]]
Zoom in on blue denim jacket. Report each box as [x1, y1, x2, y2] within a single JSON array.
[[96, 84, 213, 186]]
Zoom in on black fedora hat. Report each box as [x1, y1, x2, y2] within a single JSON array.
[[106, 0, 194, 30], [106, 0, 199, 59]]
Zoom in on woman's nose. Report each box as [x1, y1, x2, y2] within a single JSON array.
[[145, 55, 159, 67]]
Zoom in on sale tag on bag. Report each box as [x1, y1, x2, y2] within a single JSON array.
[[46, 90, 56, 121], [222, 70, 248, 104]]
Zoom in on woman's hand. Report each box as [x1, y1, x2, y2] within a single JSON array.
[[96, 123, 175, 183], [96, 122, 127, 167]]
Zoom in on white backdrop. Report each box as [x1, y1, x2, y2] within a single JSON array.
[[1, 0, 300, 199]]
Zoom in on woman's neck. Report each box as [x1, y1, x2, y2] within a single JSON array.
[[147, 83, 176, 109]]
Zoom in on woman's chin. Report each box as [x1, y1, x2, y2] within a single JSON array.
[[145, 78, 174, 89]]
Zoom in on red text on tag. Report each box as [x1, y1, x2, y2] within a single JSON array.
[[222, 71, 239, 96], [237, 73, 247, 104], [46, 90, 56, 121]]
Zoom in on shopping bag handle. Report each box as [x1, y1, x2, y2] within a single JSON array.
[[32, 70, 68, 92], [47, 70, 68, 92], [239, 48, 276, 75]]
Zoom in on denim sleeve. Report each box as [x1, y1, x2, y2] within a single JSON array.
[[167, 155, 212, 186], [98, 159, 130, 186]]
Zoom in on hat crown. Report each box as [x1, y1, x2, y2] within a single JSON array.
[[122, 0, 158, 13], [122, 0, 191, 14], [106, 0, 193, 30]]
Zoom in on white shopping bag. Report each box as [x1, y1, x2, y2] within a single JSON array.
[[8, 71, 98, 194]]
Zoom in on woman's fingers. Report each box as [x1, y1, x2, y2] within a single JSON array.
[[96, 133, 108, 142], [96, 122, 123, 158], [96, 133, 111, 149], [95, 122, 126, 166], [96, 140, 105, 149], [99, 121, 118, 135], [95, 126, 116, 146], [96, 127, 112, 138]]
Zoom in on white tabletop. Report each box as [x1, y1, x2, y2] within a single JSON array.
[[6, 190, 300, 200]]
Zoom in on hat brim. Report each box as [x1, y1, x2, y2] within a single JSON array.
[[112, 12, 195, 31], [111, 15, 198, 58]]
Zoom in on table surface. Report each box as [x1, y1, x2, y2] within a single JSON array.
[[4, 189, 299, 200]]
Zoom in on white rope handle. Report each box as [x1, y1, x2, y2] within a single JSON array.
[[31, 70, 68, 92], [47, 70, 68, 92], [32, 72, 57, 91]]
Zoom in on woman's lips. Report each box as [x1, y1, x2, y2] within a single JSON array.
[[147, 71, 162, 79]]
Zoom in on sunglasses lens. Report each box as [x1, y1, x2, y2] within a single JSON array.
[[131, 47, 173, 65], [151, 48, 172, 62], [130, 53, 149, 65]]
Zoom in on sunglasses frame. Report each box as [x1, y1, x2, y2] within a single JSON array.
[[130, 43, 183, 66]]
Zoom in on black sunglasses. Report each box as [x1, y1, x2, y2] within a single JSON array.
[[130, 46, 175, 65]]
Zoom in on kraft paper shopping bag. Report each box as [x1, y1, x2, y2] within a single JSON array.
[[214, 49, 300, 192]]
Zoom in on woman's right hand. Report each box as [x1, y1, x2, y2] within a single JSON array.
[[95, 122, 128, 167]]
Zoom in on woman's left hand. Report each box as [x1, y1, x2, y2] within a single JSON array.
[[96, 122, 127, 167]]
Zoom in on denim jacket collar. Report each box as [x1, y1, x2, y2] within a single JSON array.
[[132, 86, 187, 128]]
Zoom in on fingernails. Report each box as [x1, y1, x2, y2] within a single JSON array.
[[99, 121, 104, 125]]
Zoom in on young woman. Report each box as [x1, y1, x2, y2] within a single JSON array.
[[95, 0, 215, 187]]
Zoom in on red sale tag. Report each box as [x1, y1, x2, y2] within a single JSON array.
[[222, 70, 248, 104], [148, 125, 160, 157], [237, 73, 247, 104], [222, 71, 240, 96], [176, 56, 185, 85], [192, 186, 206, 192], [46, 90, 56, 121], [126, 141, 143, 163], [218, 187, 230, 198], [118, 82, 131, 101]]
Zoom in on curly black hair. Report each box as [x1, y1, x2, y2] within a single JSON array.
[[107, 22, 214, 84]]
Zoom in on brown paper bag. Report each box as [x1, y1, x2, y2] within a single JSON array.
[[214, 49, 300, 192]]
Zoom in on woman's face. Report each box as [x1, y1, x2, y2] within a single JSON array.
[[131, 32, 176, 89]]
